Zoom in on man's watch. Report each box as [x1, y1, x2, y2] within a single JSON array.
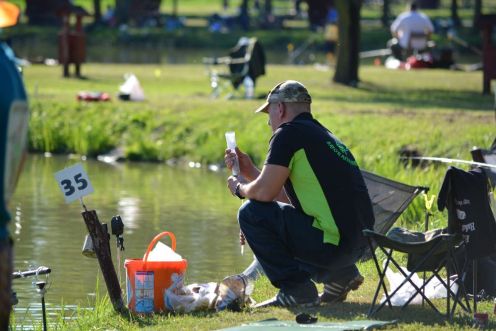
[[235, 183, 245, 200]]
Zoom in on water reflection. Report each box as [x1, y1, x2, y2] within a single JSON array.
[[9, 154, 253, 323]]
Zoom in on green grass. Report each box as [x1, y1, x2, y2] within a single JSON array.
[[17, 62, 496, 329], [22, 271, 496, 330]]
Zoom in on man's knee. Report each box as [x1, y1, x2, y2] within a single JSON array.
[[238, 200, 276, 226]]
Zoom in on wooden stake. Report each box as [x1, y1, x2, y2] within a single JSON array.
[[81, 210, 124, 312]]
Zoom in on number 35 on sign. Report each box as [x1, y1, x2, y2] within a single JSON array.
[[54, 163, 94, 203]]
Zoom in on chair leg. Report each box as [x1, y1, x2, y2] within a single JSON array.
[[450, 248, 472, 315], [473, 260, 478, 313], [367, 239, 394, 317], [447, 265, 451, 320]]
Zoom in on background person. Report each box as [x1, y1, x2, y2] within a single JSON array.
[[225, 80, 375, 307], [389, 2, 434, 60]]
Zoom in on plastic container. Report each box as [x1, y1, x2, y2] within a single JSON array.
[[124, 232, 187, 313], [243, 76, 254, 99]]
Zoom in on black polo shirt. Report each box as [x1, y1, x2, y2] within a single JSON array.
[[265, 112, 374, 247]]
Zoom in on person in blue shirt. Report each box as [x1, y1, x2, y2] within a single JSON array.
[[0, 1, 29, 326]]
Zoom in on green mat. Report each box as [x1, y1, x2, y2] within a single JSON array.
[[219, 319, 397, 331]]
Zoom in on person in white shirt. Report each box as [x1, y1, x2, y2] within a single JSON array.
[[388, 2, 434, 60]]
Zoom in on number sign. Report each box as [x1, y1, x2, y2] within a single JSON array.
[[54, 163, 94, 203]]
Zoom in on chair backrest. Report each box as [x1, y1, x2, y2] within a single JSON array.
[[471, 138, 496, 188], [362, 170, 428, 235], [407, 31, 429, 51], [228, 37, 265, 88], [438, 166, 496, 260]]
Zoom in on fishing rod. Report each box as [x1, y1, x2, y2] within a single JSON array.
[[401, 156, 496, 169], [12, 266, 51, 279]]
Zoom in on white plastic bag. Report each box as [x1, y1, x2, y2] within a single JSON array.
[[119, 73, 145, 101], [145, 241, 183, 262], [381, 264, 459, 306], [381, 265, 423, 306]]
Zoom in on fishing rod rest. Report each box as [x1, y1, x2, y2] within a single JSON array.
[[111, 215, 125, 251], [35, 281, 47, 296]]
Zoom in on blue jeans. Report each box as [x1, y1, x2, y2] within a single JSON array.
[[238, 200, 366, 291]]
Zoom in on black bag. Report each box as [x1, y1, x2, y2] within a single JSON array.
[[453, 251, 496, 298], [438, 167, 496, 298], [438, 167, 496, 260]]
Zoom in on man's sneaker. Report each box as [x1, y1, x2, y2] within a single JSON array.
[[253, 282, 320, 308], [320, 273, 364, 303]]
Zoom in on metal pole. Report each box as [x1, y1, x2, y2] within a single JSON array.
[[41, 294, 47, 331], [473, 260, 478, 313], [35, 281, 47, 331]]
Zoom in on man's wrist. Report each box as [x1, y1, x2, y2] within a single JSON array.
[[235, 183, 245, 199]]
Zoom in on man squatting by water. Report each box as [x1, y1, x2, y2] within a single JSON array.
[[224, 80, 375, 307]]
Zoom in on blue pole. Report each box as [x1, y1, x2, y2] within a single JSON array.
[[0, 41, 28, 329]]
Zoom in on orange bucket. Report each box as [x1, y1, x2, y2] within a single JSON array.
[[124, 232, 187, 313]]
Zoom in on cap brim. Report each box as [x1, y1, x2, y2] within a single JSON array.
[[254, 101, 269, 113]]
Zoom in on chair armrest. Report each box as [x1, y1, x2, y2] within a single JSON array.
[[202, 56, 233, 65], [363, 229, 460, 255]]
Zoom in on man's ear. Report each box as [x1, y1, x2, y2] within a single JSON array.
[[277, 102, 286, 119]]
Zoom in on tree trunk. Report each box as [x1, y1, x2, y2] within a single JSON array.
[[333, 0, 362, 86], [451, 0, 461, 27], [265, 0, 272, 15], [173, 0, 178, 17], [239, 0, 250, 30], [115, 0, 130, 25], [93, 0, 102, 23], [381, 0, 390, 28], [473, 0, 482, 28]]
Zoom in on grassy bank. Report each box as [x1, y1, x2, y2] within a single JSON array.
[[25, 272, 496, 330], [25, 63, 494, 228], [17, 63, 496, 330]]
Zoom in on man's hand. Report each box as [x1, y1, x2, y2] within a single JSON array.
[[224, 147, 259, 181], [227, 175, 241, 197]]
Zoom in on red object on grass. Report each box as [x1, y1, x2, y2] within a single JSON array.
[[76, 91, 110, 102]]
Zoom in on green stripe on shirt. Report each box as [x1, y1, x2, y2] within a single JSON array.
[[288, 149, 340, 245]]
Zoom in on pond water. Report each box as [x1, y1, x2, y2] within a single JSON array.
[[9, 154, 253, 326]]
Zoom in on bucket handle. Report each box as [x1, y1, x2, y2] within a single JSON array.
[[143, 231, 177, 266]]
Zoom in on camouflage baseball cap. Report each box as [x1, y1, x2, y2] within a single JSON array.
[[255, 80, 312, 113]]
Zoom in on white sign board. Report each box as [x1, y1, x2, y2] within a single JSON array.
[[54, 163, 94, 203]]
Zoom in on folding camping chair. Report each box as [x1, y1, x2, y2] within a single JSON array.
[[363, 170, 472, 320], [203, 37, 266, 99], [406, 31, 435, 57]]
